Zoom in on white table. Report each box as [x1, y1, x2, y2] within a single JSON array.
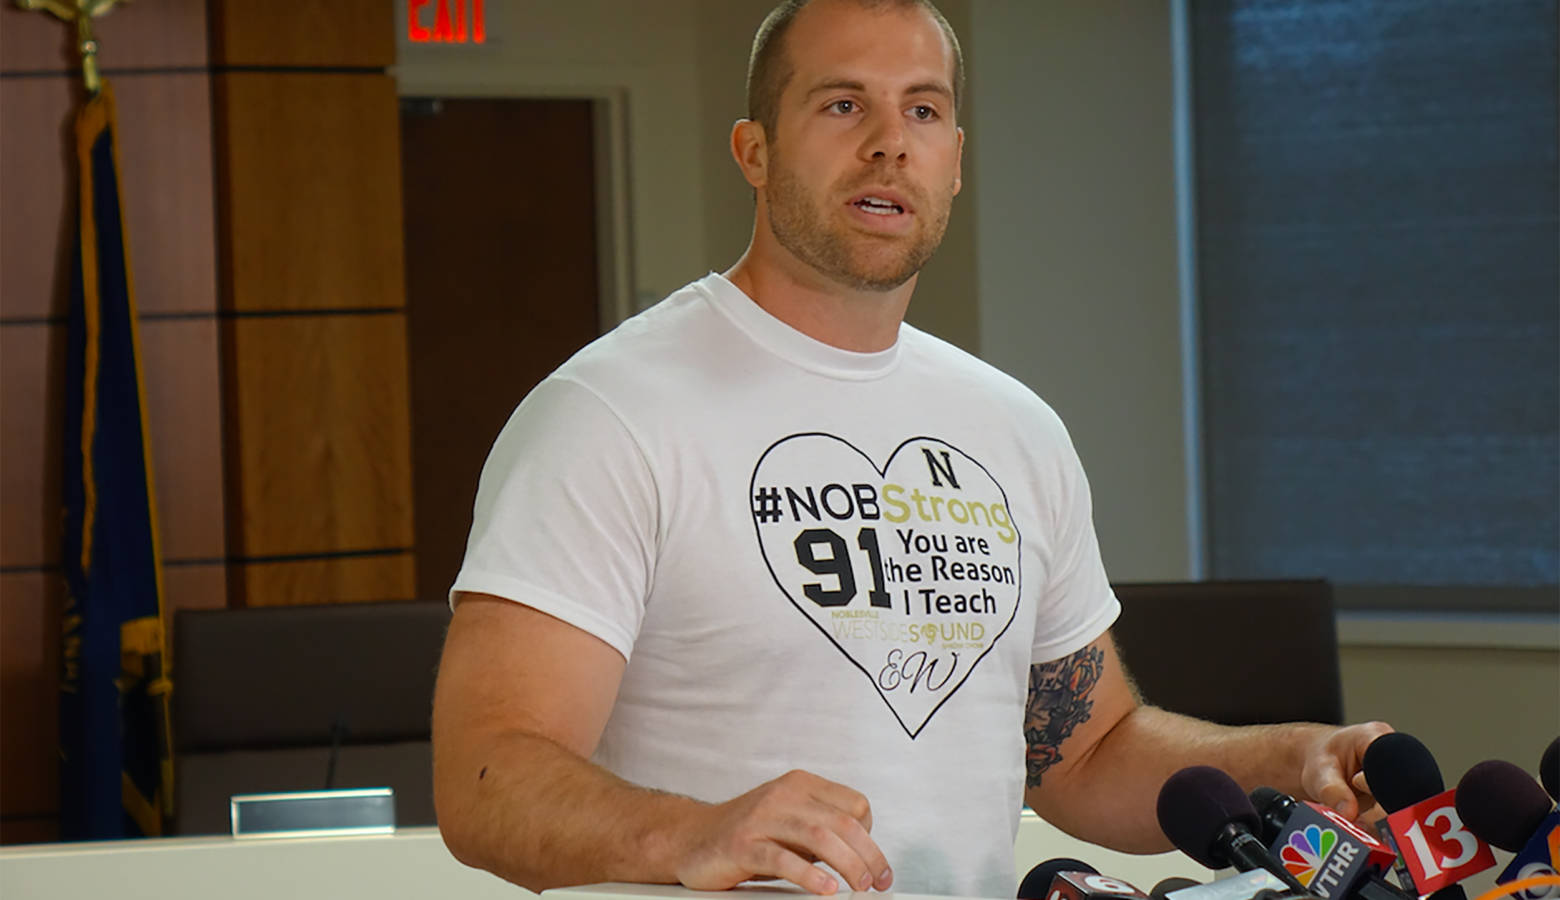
[[0, 811, 1208, 900]]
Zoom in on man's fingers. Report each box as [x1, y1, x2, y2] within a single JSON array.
[[677, 771, 893, 895], [786, 771, 891, 889], [1305, 749, 1358, 818], [777, 804, 890, 893], [762, 844, 840, 896], [1306, 722, 1397, 822]]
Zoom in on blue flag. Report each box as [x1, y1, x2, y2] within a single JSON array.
[[60, 82, 173, 840]]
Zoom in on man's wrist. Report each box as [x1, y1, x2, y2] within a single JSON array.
[[631, 789, 709, 885]]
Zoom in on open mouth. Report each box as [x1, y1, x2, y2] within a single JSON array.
[[853, 196, 906, 216]]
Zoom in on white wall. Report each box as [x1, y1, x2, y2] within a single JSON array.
[[968, 1, 1189, 583]]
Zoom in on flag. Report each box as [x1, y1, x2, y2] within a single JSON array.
[[59, 81, 174, 840]]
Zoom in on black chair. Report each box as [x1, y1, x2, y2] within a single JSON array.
[[1108, 580, 1344, 726], [171, 600, 451, 835]]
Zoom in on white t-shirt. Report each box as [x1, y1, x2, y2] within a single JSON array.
[[454, 273, 1121, 897]]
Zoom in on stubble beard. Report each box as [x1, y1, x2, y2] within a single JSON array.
[[764, 150, 953, 293]]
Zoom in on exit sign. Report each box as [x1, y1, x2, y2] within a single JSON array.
[[408, 0, 485, 43]]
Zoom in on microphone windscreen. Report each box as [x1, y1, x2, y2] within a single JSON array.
[[1454, 759, 1553, 852], [1151, 876, 1201, 899], [1362, 732, 1443, 812], [1157, 766, 1262, 869], [1542, 736, 1559, 800], [1019, 857, 1098, 899]]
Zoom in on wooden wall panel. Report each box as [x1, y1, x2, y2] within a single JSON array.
[[0, 77, 74, 321], [208, 0, 394, 69], [223, 314, 414, 561], [111, 74, 219, 316], [209, 3, 414, 609], [213, 72, 404, 312], [232, 554, 415, 607], [0, 0, 208, 73], [0, 321, 226, 570], [0, 326, 62, 569], [163, 564, 230, 621], [0, 73, 216, 322], [0, 574, 61, 824], [140, 320, 227, 562]]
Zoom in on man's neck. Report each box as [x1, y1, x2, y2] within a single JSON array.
[[723, 246, 916, 354]]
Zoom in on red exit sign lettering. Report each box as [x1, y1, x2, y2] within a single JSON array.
[[409, 0, 485, 44]]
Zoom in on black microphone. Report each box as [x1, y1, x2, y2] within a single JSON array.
[[1457, 760, 1554, 852], [1362, 733, 1472, 900], [1542, 736, 1559, 802], [1249, 785, 1412, 900], [1455, 759, 1559, 896], [1251, 787, 1298, 842], [1157, 766, 1315, 897], [1019, 858, 1096, 900], [1150, 877, 1202, 900], [1016, 858, 1152, 900], [1047, 870, 1152, 900], [324, 717, 350, 790]]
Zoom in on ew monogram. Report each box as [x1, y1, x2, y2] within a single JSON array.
[[749, 434, 1022, 738]]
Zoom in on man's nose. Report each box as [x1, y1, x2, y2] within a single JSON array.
[[860, 108, 908, 164]]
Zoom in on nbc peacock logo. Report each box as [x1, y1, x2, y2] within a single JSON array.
[[1281, 825, 1340, 886]]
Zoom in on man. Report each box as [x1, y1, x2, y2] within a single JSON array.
[[432, 1, 1392, 896]]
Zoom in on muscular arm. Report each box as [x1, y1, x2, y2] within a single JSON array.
[[1021, 631, 1390, 852], [433, 593, 892, 894]]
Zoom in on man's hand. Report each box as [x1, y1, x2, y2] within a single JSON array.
[[1298, 721, 1396, 822], [671, 770, 893, 896]]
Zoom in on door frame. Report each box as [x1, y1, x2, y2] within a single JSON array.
[[393, 76, 636, 331]]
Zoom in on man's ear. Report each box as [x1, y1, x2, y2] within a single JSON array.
[[953, 126, 965, 196], [731, 118, 769, 189]]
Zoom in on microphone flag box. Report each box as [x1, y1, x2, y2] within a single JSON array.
[[1383, 788, 1496, 896], [1495, 809, 1560, 900], [1048, 871, 1151, 900], [229, 787, 396, 839], [1268, 800, 1396, 899]]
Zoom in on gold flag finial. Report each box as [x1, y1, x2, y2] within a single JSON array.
[[14, 0, 126, 94]]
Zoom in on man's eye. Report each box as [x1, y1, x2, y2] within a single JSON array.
[[911, 105, 936, 120], [830, 100, 856, 114]]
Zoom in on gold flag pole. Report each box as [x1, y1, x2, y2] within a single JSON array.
[[14, 0, 126, 94]]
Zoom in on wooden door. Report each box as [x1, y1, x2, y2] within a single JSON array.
[[400, 97, 601, 605]]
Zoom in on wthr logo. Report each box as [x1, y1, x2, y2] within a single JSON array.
[[1283, 825, 1341, 886]]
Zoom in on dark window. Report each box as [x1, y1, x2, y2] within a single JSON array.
[[1192, 0, 1558, 600]]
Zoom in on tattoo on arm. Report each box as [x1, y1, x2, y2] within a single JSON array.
[[1025, 645, 1104, 788]]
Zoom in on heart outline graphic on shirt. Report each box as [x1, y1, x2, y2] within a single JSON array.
[[749, 433, 1022, 738]]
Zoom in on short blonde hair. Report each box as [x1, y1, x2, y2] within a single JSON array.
[[745, 0, 964, 138]]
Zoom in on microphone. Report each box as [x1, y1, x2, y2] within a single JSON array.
[[1542, 737, 1559, 802], [1455, 760, 1559, 900], [324, 717, 350, 790], [1363, 733, 1494, 900], [1019, 857, 1096, 900], [1151, 877, 1202, 899], [1157, 766, 1314, 896], [1248, 786, 1409, 900], [1017, 858, 1150, 900], [1048, 870, 1152, 900]]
